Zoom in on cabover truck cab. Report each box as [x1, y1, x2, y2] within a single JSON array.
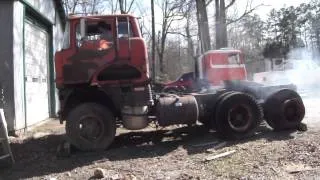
[[160, 49, 248, 93], [55, 14, 306, 151], [197, 49, 247, 86]]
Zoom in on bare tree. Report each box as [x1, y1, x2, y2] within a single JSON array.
[[62, 0, 106, 15], [215, 0, 263, 49], [63, 0, 80, 15], [196, 0, 211, 53], [156, 0, 184, 74], [185, 4, 197, 61], [151, 0, 156, 82], [226, 0, 264, 25], [118, 0, 135, 14], [155, 1, 198, 79], [106, 0, 118, 14], [215, 0, 236, 49]]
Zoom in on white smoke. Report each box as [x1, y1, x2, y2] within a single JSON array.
[[254, 48, 320, 97], [287, 48, 320, 125], [285, 48, 320, 97]]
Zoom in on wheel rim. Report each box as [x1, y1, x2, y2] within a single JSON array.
[[283, 99, 304, 122], [227, 104, 253, 132], [79, 115, 105, 142]]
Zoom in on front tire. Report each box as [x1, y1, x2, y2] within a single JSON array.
[[66, 103, 116, 151]]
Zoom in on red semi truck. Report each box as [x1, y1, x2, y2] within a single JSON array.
[[161, 49, 248, 93], [55, 14, 305, 151]]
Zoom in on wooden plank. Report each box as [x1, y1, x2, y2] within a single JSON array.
[[205, 150, 236, 161], [0, 154, 10, 160], [206, 142, 228, 152]]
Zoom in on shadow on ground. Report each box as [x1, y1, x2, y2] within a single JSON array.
[[0, 123, 299, 179]]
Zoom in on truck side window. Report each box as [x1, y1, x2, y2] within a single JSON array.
[[62, 22, 70, 49], [75, 21, 114, 48], [179, 72, 194, 81], [228, 53, 241, 64], [75, 25, 82, 47], [118, 21, 133, 38], [76, 21, 113, 42], [86, 21, 113, 41]]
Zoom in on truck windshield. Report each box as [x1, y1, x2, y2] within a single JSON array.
[[62, 22, 70, 49]]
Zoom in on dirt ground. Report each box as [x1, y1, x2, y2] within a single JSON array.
[[1, 96, 320, 180]]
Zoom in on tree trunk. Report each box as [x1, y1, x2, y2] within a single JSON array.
[[119, 0, 125, 14], [159, 27, 167, 73], [157, 29, 166, 74], [196, 0, 211, 53], [186, 16, 196, 74], [91, 0, 97, 14], [186, 19, 195, 61], [215, 0, 228, 49], [316, 29, 320, 54], [215, 0, 220, 49], [151, 0, 156, 82], [219, 0, 228, 48]]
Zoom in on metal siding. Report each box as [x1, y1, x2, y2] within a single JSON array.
[[53, 11, 64, 115], [10, 0, 65, 131], [23, 0, 55, 23], [0, 1, 15, 131], [13, 1, 26, 130]]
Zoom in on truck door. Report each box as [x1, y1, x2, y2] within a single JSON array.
[[65, 19, 116, 82]]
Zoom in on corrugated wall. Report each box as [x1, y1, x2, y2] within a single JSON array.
[[0, 1, 15, 131], [13, 1, 25, 130]]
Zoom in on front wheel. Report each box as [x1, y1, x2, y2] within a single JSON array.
[[66, 103, 116, 151], [214, 92, 263, 140]]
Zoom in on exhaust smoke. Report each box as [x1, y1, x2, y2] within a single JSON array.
[[253, 48, 320, 124], [254, 48, 320, 97]]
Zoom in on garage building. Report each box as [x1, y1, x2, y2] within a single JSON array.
[[0, 0, 66, 132]]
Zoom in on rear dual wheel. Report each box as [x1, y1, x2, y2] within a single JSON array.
[[214, 92, 263, 140], [263, 89, 305, 131]]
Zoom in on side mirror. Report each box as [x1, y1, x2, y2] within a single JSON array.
[[80, 18, 86, 39]]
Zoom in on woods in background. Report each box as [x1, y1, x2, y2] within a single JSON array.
[[62, 0, 320, 81]]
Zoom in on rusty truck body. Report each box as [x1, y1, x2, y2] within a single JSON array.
[[55, 14, 305, 151]]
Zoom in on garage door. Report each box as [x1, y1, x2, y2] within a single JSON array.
[[24, 18, 49, 126]]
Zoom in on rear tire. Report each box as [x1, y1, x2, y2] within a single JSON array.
[[200, 91, 234, 129], [66, 103, 116, 151], [214, 92, 263, 140], [263, 89, 305, 131]]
